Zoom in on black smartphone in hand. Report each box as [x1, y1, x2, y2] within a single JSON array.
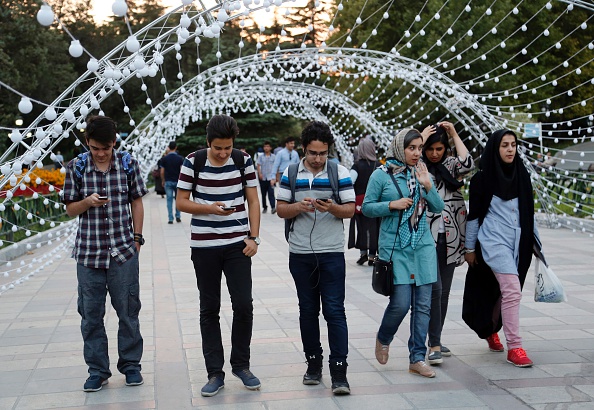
[[316, 198, 330, 203], [221, 206, 236, 211], [97, 196, 108, 200]]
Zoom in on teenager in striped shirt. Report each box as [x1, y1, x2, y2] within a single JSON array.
[[176, 115, 261, 397]]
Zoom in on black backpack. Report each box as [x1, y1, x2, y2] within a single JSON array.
[[191, 148, 247, 200], [284, 160, 342, 241]]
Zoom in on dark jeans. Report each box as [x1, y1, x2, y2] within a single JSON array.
[[259, 179, 275, 209], [77, 253, 143, 379], [289, 252, 348, 362], [428, 233, 456, 347], [191, 242, 253, 379], [377, 283, 432, 363]]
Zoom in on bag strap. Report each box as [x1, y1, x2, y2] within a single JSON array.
[[387, 172, 405, 260], [286, 163, 299, 237], [326, 160, 342, 204], [191, 148, 208, 199]]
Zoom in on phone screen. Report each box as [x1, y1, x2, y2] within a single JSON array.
[[222, 207, 236, 211], [98, 196, 108, 200]]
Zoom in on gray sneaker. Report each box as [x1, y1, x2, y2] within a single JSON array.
[[427, 351, 443, 365]]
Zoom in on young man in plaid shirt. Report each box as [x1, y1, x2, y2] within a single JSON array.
[[62, 116, 148, 392]]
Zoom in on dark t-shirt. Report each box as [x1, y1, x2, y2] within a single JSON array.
[[161, 152, 185, 182], [352, 159, 380, 195]]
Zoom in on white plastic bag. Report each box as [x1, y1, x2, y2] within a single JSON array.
[[534, 258, 567, 303]]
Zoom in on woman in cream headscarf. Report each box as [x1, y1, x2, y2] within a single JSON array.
[[362, 129, 444, 378]]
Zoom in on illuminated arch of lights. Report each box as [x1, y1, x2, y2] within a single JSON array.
[[0, 0, 593, 293]]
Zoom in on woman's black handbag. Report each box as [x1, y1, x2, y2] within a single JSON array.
[[372, 258, 394, 296], [371, 172, 404, 297]]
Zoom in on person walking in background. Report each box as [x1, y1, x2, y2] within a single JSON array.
[[257, 141, 276, 214], [420, 122, 474, 365], [160, 141, 185, 224], [176, 114, 262, 397], [463, 129, 540, 368], [62, 115, 148, 392], [54, 151, 64, 169], [348, 136, 381, 266], [276, 121, 355, 395], [363, 128, 444, 378], [270, 136, 300, 186]]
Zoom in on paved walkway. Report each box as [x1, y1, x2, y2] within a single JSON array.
[[1, 192, 594, 409]]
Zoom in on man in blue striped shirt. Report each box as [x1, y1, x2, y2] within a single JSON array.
[[276, 121, 355, 395]]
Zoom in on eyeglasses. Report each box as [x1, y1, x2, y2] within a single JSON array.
[[305, 150, 328, 158]]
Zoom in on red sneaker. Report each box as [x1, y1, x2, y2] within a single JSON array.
[[486, 333, 504, 352], [507, 348, 533, 367]]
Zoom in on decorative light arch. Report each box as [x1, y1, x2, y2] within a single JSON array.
[[0, 0, 593, 293]]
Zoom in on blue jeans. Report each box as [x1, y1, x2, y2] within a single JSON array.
[[191, 242, 253, 379], [77, 253, 143, 379], [289, 252, 348, 362], [377, 283, 432, 363], [165, 180, 180, 221]]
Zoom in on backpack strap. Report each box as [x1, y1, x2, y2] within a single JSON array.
[[191, 148, 208, 199], [230, 148, 247, 201], [326, 160, 342, 205], [192, 148, 247, 200], [284, 163, 300, 241], [74, 152, 89, 187]]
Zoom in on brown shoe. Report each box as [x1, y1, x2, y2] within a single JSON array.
[[375, 338, 389, 365], [409, 361, 436, 378]]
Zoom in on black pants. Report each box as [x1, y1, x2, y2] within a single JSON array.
[[191, 242, 253, 379], [259, 180, 276, 209], [428, 233, 456, 347]]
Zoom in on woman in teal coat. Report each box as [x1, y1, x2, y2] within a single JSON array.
[[362, 128, 444, 378]]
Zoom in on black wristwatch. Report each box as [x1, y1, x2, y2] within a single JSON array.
[[248, 236, 261, 245], [134, 233, 145, 246]]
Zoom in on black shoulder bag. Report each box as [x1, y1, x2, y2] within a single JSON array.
[[372, 172, 405, 297]]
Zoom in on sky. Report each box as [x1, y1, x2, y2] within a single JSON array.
[[89, 0, 295, 27]]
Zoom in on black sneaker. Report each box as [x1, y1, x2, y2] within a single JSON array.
[[356, 254, 368, 265], [427, 351, 443, 365], [125, 370, 144, 386], [232, 369, 261, 390], [176, 217, 181, 223], [168, 221, 173, 224], [329, 361, 350, 395], [441, 345, 452, 357], [271, 208, 277, 214], [83, 375, 108, 392], [201, 376, 224, 397], [263, 208, 268, 213], [303, 354, 323, 385]]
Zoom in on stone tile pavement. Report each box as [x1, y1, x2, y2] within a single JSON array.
[[1, 192, 594, 409]]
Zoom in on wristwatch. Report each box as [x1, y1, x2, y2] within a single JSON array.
[[134, 233, 145, 246], [248, 236, 261, 245]]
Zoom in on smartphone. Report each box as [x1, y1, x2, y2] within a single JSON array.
[[316, 198, 330, 203], [221, 206, 236, 211], [97, 195, 108, 200]]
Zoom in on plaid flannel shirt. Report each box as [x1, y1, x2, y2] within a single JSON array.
[[62, 151, 148, 269]]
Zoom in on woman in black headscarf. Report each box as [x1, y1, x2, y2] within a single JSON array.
[[420, 122, 474, 365], [349, 136, 381, 265], [462, 129, 540, 368]]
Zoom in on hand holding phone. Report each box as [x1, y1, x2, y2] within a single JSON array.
[[97, 195, 108, 200], [221, 206, 236, 211], [316, 198, 330, 203]]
